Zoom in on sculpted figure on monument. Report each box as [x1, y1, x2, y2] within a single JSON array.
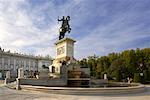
[[58, 16, 71, 40]]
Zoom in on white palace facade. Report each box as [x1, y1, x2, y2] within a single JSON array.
[[0, 48, 52, 79]]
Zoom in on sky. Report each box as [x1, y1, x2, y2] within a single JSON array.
[[0, 0, 150, 59]]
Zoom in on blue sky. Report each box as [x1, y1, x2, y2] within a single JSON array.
[[0, 0, 150, 59]]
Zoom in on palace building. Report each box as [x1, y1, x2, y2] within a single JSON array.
[[0, 48, 52, 79]]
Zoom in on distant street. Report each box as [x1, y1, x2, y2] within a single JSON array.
[[0, 85, 150, 100]]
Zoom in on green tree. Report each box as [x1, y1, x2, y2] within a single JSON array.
[[77, 48, 150, 83], [133, 73, 141, 83], [109, 58, 125, 81]]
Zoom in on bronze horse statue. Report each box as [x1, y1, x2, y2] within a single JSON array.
[[58, 16, 71, 40]]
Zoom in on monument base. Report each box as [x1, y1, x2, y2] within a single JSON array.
[[49, 37, 76, 74], [38, 69, 50, 79]]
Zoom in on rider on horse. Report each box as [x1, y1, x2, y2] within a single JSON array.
[[58, 16, 71, 40]]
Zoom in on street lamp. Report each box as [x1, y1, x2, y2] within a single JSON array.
[[140, 73, 143, 76], [139, 63, 144, 83], [139, 63, 143, 76]]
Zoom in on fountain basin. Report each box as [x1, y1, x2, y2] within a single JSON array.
[[68, 78, 90, 87], [68, 70, 82, 78], [20, 83, 145, 95], [68, 70, 90, 87]]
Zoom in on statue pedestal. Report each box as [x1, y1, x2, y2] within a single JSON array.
[[49, 37, 91, 87], [49, 38, 76, 74], [38, 69, 50, 79], [55, 38, 76, 60]]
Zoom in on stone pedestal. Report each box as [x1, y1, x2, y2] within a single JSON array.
[[60, 65, 68, 79], [104, 74, 107, 80], [16, 78, 21, 90], [49, 38, 76, 74], [4, 71, 10, 85], [6, 71, 10, 79], [55, 38, 76, 60], [18, 68, 24, 79], [16, 68, 24, 90], [38, 69, 50, 79]]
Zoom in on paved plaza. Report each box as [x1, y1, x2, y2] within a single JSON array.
[[0, 85, 149, 100]]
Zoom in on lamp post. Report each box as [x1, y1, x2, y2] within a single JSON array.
[[139, 63, 144, 83]]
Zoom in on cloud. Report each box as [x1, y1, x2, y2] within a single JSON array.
[[0, 0, 150, 59], [52, 0, 150, 59], [74, 1, 150, 59], [0, 0, 58, 57], [0, 0, 88, 57]]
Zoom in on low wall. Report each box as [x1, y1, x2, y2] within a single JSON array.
[[91, 79, 108, 85], [21, 83, 145, 95], [19, 78, 67, 86], [5, 78, 16, 84], [0, 80, 4, 84]]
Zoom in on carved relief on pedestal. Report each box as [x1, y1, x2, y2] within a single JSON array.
[[57, 46, 65, 55]]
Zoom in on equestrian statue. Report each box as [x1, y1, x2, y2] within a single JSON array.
[[58, 16, 71, 40]]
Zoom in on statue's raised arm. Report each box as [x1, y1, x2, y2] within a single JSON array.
[[58, 16, 71, 40]]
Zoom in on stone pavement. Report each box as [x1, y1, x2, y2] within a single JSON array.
[[0, 85, 149, 100]]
